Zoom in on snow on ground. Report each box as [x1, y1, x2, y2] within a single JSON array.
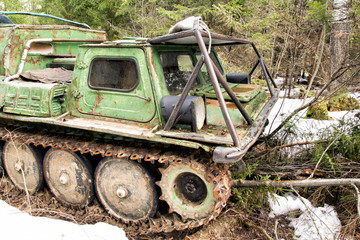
[[0, 200, 128, 240], [268, 193, 342, 240], [264, 97, 360, 144]]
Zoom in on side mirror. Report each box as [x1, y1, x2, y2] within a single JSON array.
[[226, 73, 250, 84]]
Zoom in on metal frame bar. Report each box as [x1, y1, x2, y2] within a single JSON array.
[[194, 30, 241, 147], [249, 59, 260, 77], [251, 43, 277, 96]]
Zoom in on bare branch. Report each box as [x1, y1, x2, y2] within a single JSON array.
[[255, 139, 330, 158], [302, 24, 326, 106], [290, 186, 324, 240], [351, 183, 360, 219], [233, 178, 360, 188]]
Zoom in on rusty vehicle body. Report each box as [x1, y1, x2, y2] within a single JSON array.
[[0, 13, 278, 234]]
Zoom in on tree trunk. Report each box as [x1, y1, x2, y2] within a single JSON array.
[[330, 0, 351, 85]]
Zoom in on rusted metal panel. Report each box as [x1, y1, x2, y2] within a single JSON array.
[[206, 91, 267, 126], [72, 46, 157, 123], [0, 112, 210, 151], [1, 80, 66, 117], [0, 26, 15, 75], [0, 25, 106, 76], [213, 91, 279, 163], [194, 83, 262, 102]]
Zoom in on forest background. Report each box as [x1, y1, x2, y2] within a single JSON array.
[[2, 0, 360, 88]]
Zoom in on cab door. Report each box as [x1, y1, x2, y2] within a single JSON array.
[[75, 47, 156, 123]]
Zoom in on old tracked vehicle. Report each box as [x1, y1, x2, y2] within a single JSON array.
[[0, 13, 278, 233]]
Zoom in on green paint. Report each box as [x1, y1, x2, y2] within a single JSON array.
[[0, 21, 276, 153], [0, 80, 67, 117]]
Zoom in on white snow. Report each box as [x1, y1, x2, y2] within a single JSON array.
[[268, 193, 342, 240], [268, 192, 313, 218], [264, 97, 360, 144], [0, 200, 129, 240]]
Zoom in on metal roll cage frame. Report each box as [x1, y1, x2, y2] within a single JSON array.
[[150, 29, 278, 148]]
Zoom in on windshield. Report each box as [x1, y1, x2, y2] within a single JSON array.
[[160, 51, 225, 95], [196, 52, 224, 83], [160, 52, 203, 95]]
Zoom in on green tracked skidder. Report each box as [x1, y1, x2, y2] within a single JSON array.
[[0, 13, 278, 233]]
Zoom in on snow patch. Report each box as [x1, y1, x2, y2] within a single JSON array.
[[268, 192, 312, 218], [268, 193, 341, 240], [264, 97, 360, 143], [0, 200, 128, 240]]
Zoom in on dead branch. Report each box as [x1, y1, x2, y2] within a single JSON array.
[[351, 183, 360, 219], [255, 139, 330, 157], [302, 23, 326, 106], [290, 186, 326, 240], [233, 178, 360, 188], [4, 128, 31, 211], [243, 219, 272, 240]]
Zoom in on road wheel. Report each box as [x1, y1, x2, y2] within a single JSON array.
[[3, 141, 44, 194], [43, 149, 94, 207], [95, 157, 158, 222]]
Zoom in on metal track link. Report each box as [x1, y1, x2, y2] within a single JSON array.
[[0, 127, 232, 235]]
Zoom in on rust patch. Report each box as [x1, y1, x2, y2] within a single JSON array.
[[206, 99, 237, 109], [28, 42, 52, 54], [94, 93, 104, 106]]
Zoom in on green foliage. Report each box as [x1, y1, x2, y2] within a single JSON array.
[[306, 100, 329, 120], [312, 116, 360, 168], [334, 118, 360, 160], [328, 94, 360, 111], [307, 0, 330, 24], [232, 163, 277, 213]]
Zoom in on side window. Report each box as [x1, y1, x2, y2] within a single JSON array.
[[160, 52, 201, 95], [88, 58, 139, 91]]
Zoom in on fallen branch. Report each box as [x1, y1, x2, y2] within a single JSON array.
[[290, 186, 327, 240], [233, 178, 360, 188], [255, 139, 330, 157], [351, 183, 360, 219]]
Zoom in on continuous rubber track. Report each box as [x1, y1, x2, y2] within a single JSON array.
[[0, 126, 232, 235]]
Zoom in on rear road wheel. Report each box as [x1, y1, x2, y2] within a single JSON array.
[[3, 141, 44, 194]]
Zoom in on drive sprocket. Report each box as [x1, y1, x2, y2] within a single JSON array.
[[159, 161, 230, 220]]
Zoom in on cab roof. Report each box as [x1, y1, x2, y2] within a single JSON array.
[[149, 30, 252, 46]]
